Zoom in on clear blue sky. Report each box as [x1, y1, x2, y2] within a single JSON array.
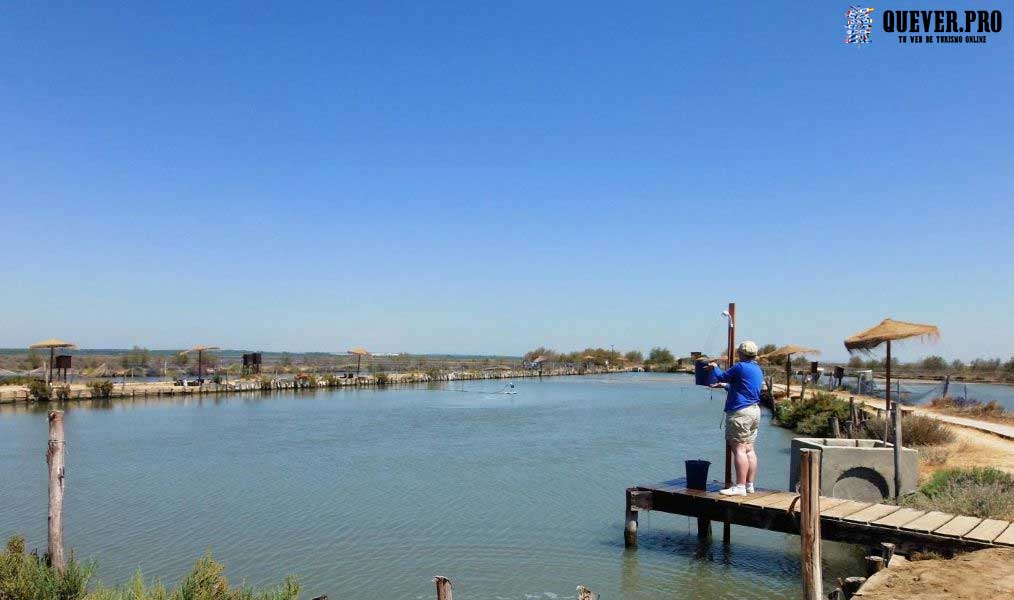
[[2, 1, 1011, 361]]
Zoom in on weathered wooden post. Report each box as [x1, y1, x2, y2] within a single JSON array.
[[893, 400, 903, 500], [865, 555, 884, 576], [828, 416, 841, 438], [800, 449, 822, 600], [842, 421, 854, 438], [433, 576, 453, 600], [624, 488, 638, 547], [842, 577, 866, 598], [849, 397, 858, 426], [47, 410, 66, 572], [880, 542, 895, 565]]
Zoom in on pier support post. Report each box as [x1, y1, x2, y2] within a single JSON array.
[[800, 449, 822, 600], [433, 576, 453, 600], [47, 410, 66, 572], [624, 489, 638, 547]]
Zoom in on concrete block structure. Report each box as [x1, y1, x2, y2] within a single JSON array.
[[788, 438, 918, 502]]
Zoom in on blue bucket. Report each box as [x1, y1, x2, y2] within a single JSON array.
[[695, 360, 718, 386]]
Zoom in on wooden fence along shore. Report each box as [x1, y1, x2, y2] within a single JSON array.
[[0, 367, 632, 403]]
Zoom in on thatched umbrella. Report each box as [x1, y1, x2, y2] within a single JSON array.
[[29, 338, 76, 383], [845, 319, 939, 412], [759, 345, 821, 400], [347, 348, 370, 376], [181, 345, 220, 382]]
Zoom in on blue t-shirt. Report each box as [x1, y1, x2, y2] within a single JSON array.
[[712, 360, 764, 413]]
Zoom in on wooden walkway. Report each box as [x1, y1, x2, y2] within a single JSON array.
[[626, 478, 1014, 554]]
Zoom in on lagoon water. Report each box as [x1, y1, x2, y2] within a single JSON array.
[[1, 374, 864, 599]]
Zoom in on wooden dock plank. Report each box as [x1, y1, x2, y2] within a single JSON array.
[[722, 490, 779, 504], [994, 523, 1014, 546], [905, 511, 956, 533], [742, 491, 797, 508], [765, 494, 800, 511], [933, 515, 982, 538], [843, 504, 901, 524], [815, 497, 849, 513], [873, 508, 926, 529], [964, 519, 1010, 542], [820, 500, 872, 519]]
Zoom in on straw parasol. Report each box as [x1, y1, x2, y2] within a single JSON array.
[[759, 345, 821, 400], [845, 318, 939, 412], [181, 345, 220, 382], [29, 338, 76, 383], [347, 348, 370, 376]]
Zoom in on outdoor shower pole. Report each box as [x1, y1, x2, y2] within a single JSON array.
[[724, 302, 735, 544]]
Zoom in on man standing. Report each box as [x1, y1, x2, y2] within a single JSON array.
[[709, 340, 764, 496]]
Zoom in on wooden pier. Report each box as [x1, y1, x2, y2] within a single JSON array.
[[625, 478, 1014, 554]]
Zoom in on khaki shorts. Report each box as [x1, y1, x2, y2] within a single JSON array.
[[725, 404, 761, 444]]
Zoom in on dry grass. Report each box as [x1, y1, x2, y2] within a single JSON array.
[[860, 414, 956, 447], [927, 396, 1014, 424]]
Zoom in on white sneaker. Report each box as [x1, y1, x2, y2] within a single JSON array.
[[746, 483, 755, 494], [719, 485, 747, 496]]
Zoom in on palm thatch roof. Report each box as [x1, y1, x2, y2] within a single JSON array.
[[183, 345, 220, 354], [844, 319, 939, 353], [759, 345, 821, 360], [532, 355, 549, 364], [347, 348, 371, 356], [30, 338, 76, 349]]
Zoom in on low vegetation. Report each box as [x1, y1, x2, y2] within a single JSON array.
[[774, 392, 851, 436], [860, 414, 956, 447], [901, 468, 1014, 521], [0, 536, 300, 600], [28, 380, 51, 401], [87, 381, 114, 399], [928, 396, 1012, 423]]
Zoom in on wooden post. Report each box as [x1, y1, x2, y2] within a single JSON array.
[[786, 355, 792, 400], [880, 542, 895, 566], [885, 340, 892, 414], [624, 488, 638, 547], [800, 449, 822, 600], [433, 576, 453, 600], [842, 421, 853, 438], [842, 577, 866, 598], [47, 410, 66, 572], [724, 302, 734, 545], [849, 397, 857, 425], [576, 586, 598, 600], [828, 416, 841, 438], [865, 555, 884, 576], [893, 400, 903, 500]]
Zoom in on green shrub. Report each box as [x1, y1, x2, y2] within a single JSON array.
[[374, 373, 389, 386], [775, 392, 850, 435], [87, 381, 114, 399], [902, 468, 1014, 520], [1, 537, 299, 600], [859, 414, 955, 447], [0, 535, 94, 600], [28, 380, 52, 401], [259, 377, 274, 390], [55, 386, 71, 401]]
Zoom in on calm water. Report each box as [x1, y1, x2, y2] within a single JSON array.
[[1, 373, 864, 599]]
